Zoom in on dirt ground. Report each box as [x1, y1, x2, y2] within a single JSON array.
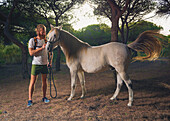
[[0, 59, 170, 121]]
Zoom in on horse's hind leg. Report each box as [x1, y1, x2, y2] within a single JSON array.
[[77, 71, 86, 98], [110, 72, 123, 100], [119, 71, 133, 106]]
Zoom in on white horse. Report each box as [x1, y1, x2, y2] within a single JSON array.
[[46, 25, 162, 106]]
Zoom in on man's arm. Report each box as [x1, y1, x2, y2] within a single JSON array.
[[29, 44, 46, 56]]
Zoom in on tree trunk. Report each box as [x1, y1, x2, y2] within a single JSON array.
[[111, 24, 118, 42], [107, 0, 130, 42], [1, 1, 29, 79], [22, 48, 29, 79], [120, 30, 125, 43], [110, 10, 119, 42], [55, 18, 61, 71], [119, 17, 125, 43], [4, 22, 29, 79], [45, 17, 51, 29], [125, 22, 129, 44], [55, 46, 61, 71]]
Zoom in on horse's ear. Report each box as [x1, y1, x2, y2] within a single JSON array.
[[50, 24, 54, 29], [58, 25, 62, 30]]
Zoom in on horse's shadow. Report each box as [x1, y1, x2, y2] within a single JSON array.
[[54, 63, 169, 106], [66, 74, 169, 103]]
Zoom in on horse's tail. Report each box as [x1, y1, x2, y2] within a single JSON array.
[[127, 30, 163, 61]]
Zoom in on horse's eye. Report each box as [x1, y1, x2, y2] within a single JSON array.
[[54, 34, 56, 38]]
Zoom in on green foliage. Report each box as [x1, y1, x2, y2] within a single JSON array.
[[73, 24, 111, 46], [162, 45, 170, 57], [128, 20, 163, 42], [128, 21, 170, 57], [161, 36, 170, 57], [167, 35, 170, 38], [92, 0, 156, 22], [63, 24, 75, 34], [0, 44, 22, 64], [0, 43, 5, 65]]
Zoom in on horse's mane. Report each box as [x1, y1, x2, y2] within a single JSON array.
[[59, 29, 90, 59]]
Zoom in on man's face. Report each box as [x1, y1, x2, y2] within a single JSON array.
[[38, 28, 46, 38]]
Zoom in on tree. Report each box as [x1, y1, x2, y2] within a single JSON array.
[[23, 0, 85, 71], [108, 0, 130, 42], [156, 0, 170, 16], [90, 0, 130, 42], [119, 0, 155, 43], [90, 0, 155, 43], [1, 0, 85, 73], [0, 0, 29, 78], [0, 0, 51, 78]]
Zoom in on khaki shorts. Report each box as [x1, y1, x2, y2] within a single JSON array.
[[31, 65, 48, 75]]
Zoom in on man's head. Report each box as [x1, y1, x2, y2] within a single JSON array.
[[35, 24, 46, 38]]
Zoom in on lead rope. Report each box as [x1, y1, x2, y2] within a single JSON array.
[[48, 52, 57, 98]]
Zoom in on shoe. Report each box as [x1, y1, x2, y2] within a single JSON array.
[[27, 100, 33, 107], [42, 97, 50, 103]]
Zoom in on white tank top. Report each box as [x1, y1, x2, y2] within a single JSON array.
[[28, 38, 48, 65]]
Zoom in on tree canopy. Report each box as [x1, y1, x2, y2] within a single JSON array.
[[128, 20, 163, 42], [90, 0, 156, 43], [74, 24, 111, 45], [0, 0, 85, 76], [156, 0, 170, 17]]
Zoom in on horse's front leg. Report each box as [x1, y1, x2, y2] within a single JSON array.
[[68, 70, 77, 101], [77, 71, 86, 99]]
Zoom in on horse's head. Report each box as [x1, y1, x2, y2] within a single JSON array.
[[46, 24, 62, 52]]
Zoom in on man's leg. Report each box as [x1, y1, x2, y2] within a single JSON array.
[[42, 74, 47, 98], [41, 73, 50, 103], [28, 74, 38, 100]]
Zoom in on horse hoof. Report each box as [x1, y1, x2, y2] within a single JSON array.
[[110, 97, 116, 100], [67, 97, 72, 101], [127, 103, 132, 107], [80, 95, 85, 99]]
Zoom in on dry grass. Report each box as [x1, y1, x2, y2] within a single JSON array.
[[0, 60, 170, 120]]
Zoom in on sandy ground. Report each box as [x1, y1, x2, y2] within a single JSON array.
[[0, 59, 170, 120]]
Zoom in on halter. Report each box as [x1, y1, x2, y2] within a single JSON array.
[[47, 29, 60, 52], [47, 28, 60, 43]]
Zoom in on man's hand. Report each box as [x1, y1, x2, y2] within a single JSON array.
[[42, 44, 46, 49], [47, 62, 52, 68]]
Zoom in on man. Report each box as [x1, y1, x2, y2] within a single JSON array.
[[27, 24, 52, 107]]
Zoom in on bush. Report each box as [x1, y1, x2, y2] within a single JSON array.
[[162, 43, 170, 58], [0, 44, 5, 65], [2, 44, 22, 64]]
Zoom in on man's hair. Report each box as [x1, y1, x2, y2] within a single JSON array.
[[35, 24, 46, 32], [35, 24, 46, 37]]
